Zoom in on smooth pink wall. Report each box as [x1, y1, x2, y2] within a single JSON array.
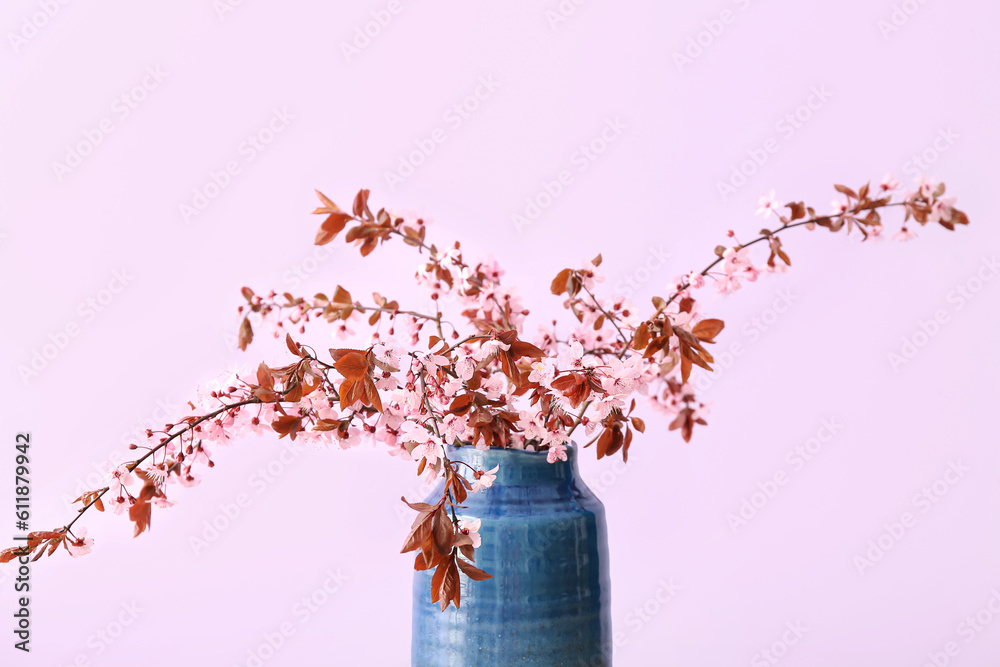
[[2, 1, 999, 665]]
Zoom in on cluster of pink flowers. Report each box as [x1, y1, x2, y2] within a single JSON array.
[[3, 177, 968, 609]]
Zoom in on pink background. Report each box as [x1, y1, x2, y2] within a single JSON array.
[[2, 1, 999, 665]]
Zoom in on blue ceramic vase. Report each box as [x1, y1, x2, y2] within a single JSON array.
[[411, 444, 612, 666]]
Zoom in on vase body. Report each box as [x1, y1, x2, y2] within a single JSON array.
[[411, 445, 612, 666]]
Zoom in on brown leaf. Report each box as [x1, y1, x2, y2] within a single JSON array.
[[786, 201, 806, 221], [129, 482, 157, 537], [452, 479, 468, 504], [271, 415, 302, 439], [441, 557, 461, 610], [431, 554, 455, 606], [447, 393, 475, 416], [353, 189, 372, 220], [457, 558, 493, 581], [596, 427, 613, 459], [402, 497, 437, 513], [834, 184, 858, 199], [363, 375, 383, 413], [253, 387, 278, 402], [256, 362, 274, 390], [315, 212, 352, 246], [431, 505, 454, 555], [401, 511, 434, 553], [0, 546, 28, 564], [313, 190, 341, 214], [680, 354, 692, 384], [238, 316, 253, 351], [508, 339, 545, 360], [691, 318, 725, 343], [334, 351, 373, 410], [550, 268, 572, 295], [632, 322, 650, 350]]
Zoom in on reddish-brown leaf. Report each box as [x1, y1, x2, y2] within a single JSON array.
[[691, 318, 725, 343], [256, 362, 274, 390], [448, 393, 475, 416], [834, 184, 858, 199], [401, 512, 434, 553], [353, 189, 372, 219], [0, 546, 28, 563], [508, 339, 545, 360], [680, 354, 693, 384], [632, 322, 650, 350], [315, 212, 352, 246], [271, 415, 302, 438], [457, 558, 493, 581], [431, 505, 454, 555], [442, 558, 461, 610], [238, 316, 253, 351], [129, 483, 157, 537], [550, 268, 572, 295], [402, 497, 437, 513], [253, 387, 278, 402], [363, 375, 383, 413]]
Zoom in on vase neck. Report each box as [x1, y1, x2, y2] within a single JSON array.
[[444, 445, 578, 487]]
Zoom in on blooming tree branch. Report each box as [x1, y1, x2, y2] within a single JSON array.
[[1, 174, 969, 612]]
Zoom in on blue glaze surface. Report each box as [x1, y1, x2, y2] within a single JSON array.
[[411, 445, 612, 666]]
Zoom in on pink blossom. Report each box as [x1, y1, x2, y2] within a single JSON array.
[[372, 341, 405, 371], [916, 175, 936, 200], [756, 190, 782, 219], [178, 472, 201, 487], [440, 414, 468, 443], [333, 320, 356, 341], [929, 196, 957, 224], [721, 247, 752, 275], [473, 339, 510, 362], [107, 463, 135, 493], [471, 465, 499, 493], [591, 394, 625, 419], [418, 352, 451, 375], [153, 496, 175, 509], [109, 495, 130, 515], [880, 173, 900, 193], [830, 198, 856, 226], [600, 356, 644, 395], [458, 518, 482, 548], [145, 463, 169, 483], [685, 272, 705, 289], [334, 427, 363, 450], [546, 443, 568, 463], [713, 274, 741, 294], [579, 259, 605, 290], [557, 341, 586, 370], [454, 355, 476, 381], [66, 528, 94, 558], [893, 227, 918, 242], [528, 359, 555, 385], [191, 444, 211, 465]]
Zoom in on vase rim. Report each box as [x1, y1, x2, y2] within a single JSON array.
[[445, 442, 577, 455]]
